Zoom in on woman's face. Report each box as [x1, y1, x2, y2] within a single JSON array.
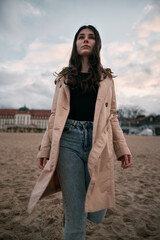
[[76, 28, 96, 57]]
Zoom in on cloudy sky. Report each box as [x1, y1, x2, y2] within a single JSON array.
[[0, 0, 160, 114]]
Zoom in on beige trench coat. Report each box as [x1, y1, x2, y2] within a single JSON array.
[[27, 75, 131, 214]]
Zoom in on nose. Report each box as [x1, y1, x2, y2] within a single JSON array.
[[84, 37, 89, 42]]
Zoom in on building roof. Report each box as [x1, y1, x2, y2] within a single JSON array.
[[30, 110, 50, 117], [0, 109, 17, 116], [0, 108, 50, 117]]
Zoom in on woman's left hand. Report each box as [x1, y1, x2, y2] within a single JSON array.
[[119, 155, 132, 169]]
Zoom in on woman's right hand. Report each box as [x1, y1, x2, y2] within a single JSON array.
[[38, 157, 49, 169]]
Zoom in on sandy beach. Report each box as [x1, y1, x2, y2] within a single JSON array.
[[0, 132, 160, 240]]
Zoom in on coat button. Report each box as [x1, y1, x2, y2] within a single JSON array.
[[105, 102, 108, 107], [59, 84, 62, 88]]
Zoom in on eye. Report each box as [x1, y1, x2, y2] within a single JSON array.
[[78, 36, 84, 39], [89, 34, 95, 39]]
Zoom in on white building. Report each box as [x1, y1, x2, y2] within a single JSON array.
[[0, 106, 50, 132]]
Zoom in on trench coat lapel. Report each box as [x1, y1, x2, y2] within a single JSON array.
[[62, 82, 70, 108], [93, 77, 111, 141], [56, 80, 70, 113]]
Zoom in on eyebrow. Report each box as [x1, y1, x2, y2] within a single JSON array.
[[78, 33, 95, 36]]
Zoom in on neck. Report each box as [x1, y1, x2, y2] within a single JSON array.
[[81, 56, 89, 73]]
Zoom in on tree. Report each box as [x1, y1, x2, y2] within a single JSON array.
[[117, 105, 146, 119]]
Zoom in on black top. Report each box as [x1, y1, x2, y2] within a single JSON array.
[[68, 73, 98, 121]]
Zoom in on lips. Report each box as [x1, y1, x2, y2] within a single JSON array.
[[81, 45, 90, 49]]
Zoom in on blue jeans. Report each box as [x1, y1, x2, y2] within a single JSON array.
[[57, 119, 106, 240]]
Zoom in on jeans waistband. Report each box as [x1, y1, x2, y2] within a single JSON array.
[[66, 118, 93, 129]]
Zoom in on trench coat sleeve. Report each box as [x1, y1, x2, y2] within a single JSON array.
[[37, 79, 60, 159], [110, 79, 131, 159], [37, 128, 51, 159]]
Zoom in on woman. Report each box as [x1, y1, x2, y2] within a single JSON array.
[[28, 25, 132, 239]]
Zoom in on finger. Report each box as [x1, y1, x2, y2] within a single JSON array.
[[128, 155, 133, 164], [121, 159, 125, 169], [121, 155, 127, 169], [43, 158, 47, 168], [124, 155, 132, 169], [38, 158, 43, 169], [124, 155, 129, 166], [121, 159, 124, 168], [125, 155, 132, 167]]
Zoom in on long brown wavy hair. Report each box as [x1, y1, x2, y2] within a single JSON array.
[[56, 25, 114, 92]]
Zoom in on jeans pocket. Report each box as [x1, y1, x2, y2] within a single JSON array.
[[63, 126, 70, 132], [63, 124, 72, 133]]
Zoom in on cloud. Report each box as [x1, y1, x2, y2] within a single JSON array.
[[1, 61, 27, 74], [0, 0, 44, 43], [27, 40, 72, 64], [59, 35, 73, 43], [136, 16, 160, 38], [105, 42, 135, 57], [0, 40, 72, 73], [0, 70, 24, 88], [22, 1, 45, 16], [138, 39, 149, 47], [0, 70, 55, 109], [0, 36, 72, 109], [151, 42, 160, 51], [133, 1, 160, 38], [112, 52, 138, 67]]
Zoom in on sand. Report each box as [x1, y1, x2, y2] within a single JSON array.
[[0, 133, 160, 240]]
